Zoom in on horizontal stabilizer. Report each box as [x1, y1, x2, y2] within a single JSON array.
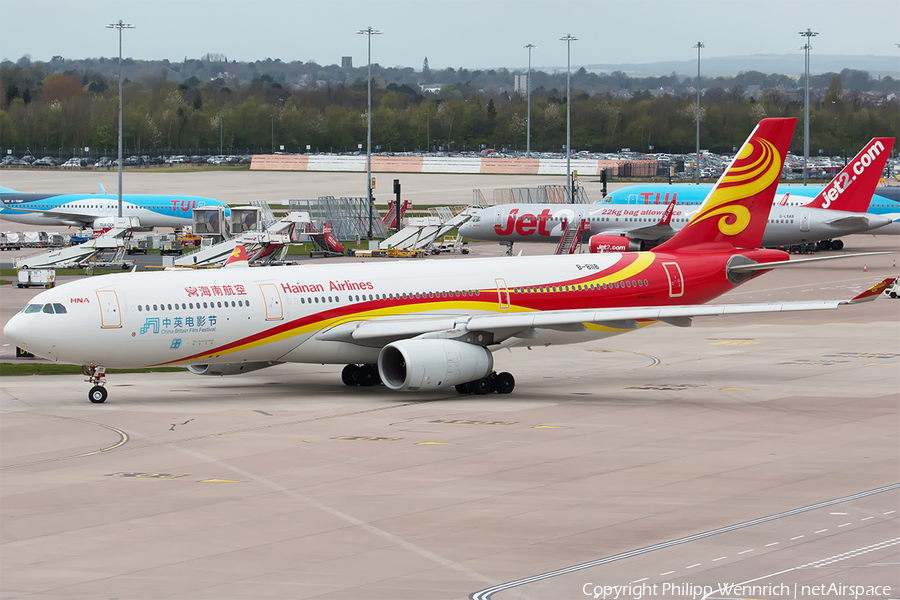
[[847, 278, 896, 303], [728, 251, 896, 272]]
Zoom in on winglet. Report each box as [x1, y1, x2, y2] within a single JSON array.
[[804, 138, 894, 212], [845, 277, 896, 304], [654, 117, 796, 253], [223, 245, 249, 268], [97, 182, 107, 195]]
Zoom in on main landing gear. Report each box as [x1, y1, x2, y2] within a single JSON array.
[[342, 364, 382, 387], [455, 371, 515, 395], [83, 364, 108, 403]]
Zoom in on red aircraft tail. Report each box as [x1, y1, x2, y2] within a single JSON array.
[[322, 222, 345, 254], [223, 244, 249, 268], [803, 137, 894, 212], [654, 117, 796, 253], [658, 194, 676, 226]]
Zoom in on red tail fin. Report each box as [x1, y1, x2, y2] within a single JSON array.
[[654, 117, 796, 252], [804, 137, 894, 212], [223, 244, 249, 268], [658, 195, 676, 226], [322, 222, 345, 253]]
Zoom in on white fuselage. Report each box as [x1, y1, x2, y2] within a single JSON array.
[[4, 250, 751, 370], [0, 193, 227, 229], [459, 203, 893, 246]]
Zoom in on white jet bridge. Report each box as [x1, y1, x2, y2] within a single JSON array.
[[14, 218, 139, 270], [173, 203, 312, 268], [379, 206, 479, 250]]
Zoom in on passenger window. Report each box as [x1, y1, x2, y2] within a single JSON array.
[[246, 301, 250, 307], [167, 304, 172, 310]]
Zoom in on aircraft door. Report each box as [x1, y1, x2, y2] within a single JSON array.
[[575, 209, 588, 231], [95, 290, 122, 328], [661, 262, 684, 298], [495, 278, 510, 310], [800, 211, 811, 232], [259, 283, 283, 320]]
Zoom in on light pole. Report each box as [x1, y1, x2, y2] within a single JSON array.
[[358, 26, 382, 240], [799, 28, 818, 186], [106, 19, 134, 218], [525, 43, 536, 157], [271, 114, 274, 154], [560, 34, 577, 202], [693, 41, 704, 185]]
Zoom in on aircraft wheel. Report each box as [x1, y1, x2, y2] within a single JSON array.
[[493, 372, 515, 395], [88, 386, 108, 404], [832, 239, 844, 250], [341, 364, 360, 386], [467, 378, 492, 395], [455, 384, 470, 394], [357, 364, 380, 387]]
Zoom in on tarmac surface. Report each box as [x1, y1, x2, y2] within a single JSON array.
[[1, 170, 899, 600]]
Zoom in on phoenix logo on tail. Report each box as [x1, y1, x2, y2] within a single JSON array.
[[656, 118, 794, 251]]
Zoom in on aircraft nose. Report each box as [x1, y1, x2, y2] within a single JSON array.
[[3, 313, 30, 349]]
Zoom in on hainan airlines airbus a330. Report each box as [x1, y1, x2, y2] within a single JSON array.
[[5, 118, 894, 403], [458, 138, 895, 250], [0, 184, 229, 229]]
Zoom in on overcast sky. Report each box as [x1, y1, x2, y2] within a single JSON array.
[[1, 0, 898, 71]]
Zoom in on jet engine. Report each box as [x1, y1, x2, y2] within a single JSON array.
[[589, 234, 643, 253], [187, 361, 281, 376], [92, 218, 116, 229], [378, 339, 493, 391]]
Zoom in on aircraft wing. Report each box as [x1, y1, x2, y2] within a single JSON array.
[[317, 282, 891, 346], [824, 214, 887, 228], [612, 224, 677, 241], [0, 201, 95, 226]]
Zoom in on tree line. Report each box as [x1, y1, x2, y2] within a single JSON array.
[[1, 58, 898, 159]]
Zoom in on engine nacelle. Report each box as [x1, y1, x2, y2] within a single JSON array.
[[187, 361, 281, 376], [378, 339, 493, 391], [92, 218, 116, 230], [589, 234, 642, 253]]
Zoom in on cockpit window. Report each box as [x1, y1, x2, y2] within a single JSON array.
[[21, 303, 68, 314]]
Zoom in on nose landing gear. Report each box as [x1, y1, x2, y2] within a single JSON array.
[[83, 364, 108, 403]]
